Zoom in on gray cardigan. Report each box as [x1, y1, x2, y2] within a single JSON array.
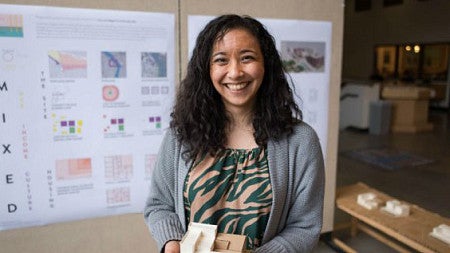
[[144, 122, 325, 253]]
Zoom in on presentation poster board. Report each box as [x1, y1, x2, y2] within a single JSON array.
[[188, 15, 331, 159], [0, 4, 175, 230]]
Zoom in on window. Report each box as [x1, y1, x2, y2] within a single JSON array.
[[374, 43, 450, 83]]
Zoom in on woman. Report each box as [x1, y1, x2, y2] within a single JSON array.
[[144, 14, 325, 253]]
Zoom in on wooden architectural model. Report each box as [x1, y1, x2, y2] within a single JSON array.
[[381, 199, 410, 217], [356, 192, 380, 210], [357, 193, 411, 217], [430, 224, 450, 245], [180, 222, 246, 253]]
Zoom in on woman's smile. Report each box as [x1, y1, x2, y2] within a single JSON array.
[[225, 82, 250, 91]]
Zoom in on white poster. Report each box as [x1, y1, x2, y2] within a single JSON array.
[[0, 4, 175, 230], [188, 16, 331, 158]]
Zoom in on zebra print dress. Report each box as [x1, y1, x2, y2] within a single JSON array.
[[183, 147, 272, 250]]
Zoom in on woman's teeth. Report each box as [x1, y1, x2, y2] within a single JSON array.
[[226, 82, 248, 91]]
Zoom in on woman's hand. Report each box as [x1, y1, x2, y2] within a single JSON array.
[[164, 240, 180, 253]]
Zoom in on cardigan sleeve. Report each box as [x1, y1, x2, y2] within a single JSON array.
[[143, 130, 185, 252], [256, 123, 325, 253]]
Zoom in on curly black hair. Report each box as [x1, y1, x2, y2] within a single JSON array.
[[171, 14, 302, 161]]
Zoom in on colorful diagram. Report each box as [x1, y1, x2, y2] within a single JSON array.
[[0, 14, 23, 37], [52, 114, 83, 135], [141, 52, 167, 78], [101, 51, 126, 78], [103, 116, 125, 133], [148, 116, 162, 129], [104, 154, 133, 182], [102, 85, 119, 101], [142, 116, 163, 136], [55, 158, 92, 180], [48, 50, 87, 78]]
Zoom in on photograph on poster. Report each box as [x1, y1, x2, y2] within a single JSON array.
[[48, 50, 87, 78], [0, 14, 23, 37], [141, 52, 167, 78], [101, 51, 127, 78], [281, 41, 325, 73]]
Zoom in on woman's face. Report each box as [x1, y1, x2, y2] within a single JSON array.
[[209, 28, 264, 113]]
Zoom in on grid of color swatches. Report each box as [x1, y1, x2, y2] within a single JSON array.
[[59, 120, 83, 134], [111, 118, 125, 131], [149, 116, 161, 129]]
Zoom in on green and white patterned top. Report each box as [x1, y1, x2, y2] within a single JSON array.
[[183, 147, 272, 250]]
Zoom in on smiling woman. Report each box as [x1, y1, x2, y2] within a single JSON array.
[[144, 14, 325, 253], [210, 29, 265, 121]]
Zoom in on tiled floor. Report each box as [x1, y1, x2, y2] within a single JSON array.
[[313, 109, 450, 252]]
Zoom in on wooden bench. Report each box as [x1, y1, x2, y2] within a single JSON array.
[[333, 182, 450, 253]]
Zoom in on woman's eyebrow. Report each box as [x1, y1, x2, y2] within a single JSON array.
[[211, 51, 226, 57], [240, 49, 257, 54]]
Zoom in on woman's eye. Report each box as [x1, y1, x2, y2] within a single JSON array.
[[242, 55, 255, 62], [212, 58, 227, 64]]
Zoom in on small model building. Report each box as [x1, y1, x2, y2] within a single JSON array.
[[214, 233, 247, 253], [180, 222, 246, 253], [357, 192, 380, 210], [430, 224, 450, 245], [381, 199, 410, 217]]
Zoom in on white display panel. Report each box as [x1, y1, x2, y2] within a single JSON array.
[[188, 16, 331, 159], [0, 4, 175, 230]]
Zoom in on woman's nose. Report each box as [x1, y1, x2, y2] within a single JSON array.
[[227, 60, 244, 79]]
